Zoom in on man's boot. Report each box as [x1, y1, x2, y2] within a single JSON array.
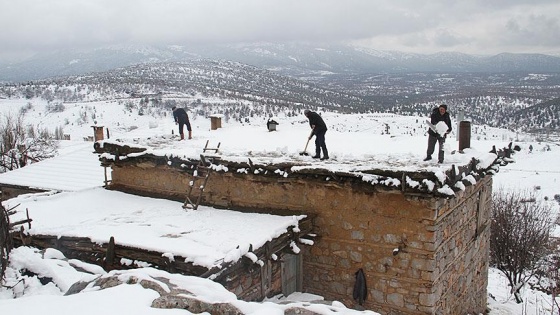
[[188, 131, 192, 139], [320, 148, 329, 160], [180, 133, 184, 140], [438, 151, 444, 163], [312, 149, 321, 159]]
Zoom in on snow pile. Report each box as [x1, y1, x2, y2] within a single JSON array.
[[1, 247, 380, 315]]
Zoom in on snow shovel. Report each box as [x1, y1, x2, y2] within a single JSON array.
[[299, 131, 313, 156]]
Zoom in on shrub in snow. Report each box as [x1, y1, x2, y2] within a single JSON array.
[[490, 189, 556, 304]]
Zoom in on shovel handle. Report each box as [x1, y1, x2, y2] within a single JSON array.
[[304, 130, 314, 150]]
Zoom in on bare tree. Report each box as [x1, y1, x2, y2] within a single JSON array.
[[0, 113, 58, 172], [490, 189, 556, 303]]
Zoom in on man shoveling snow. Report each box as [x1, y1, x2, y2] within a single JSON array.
[[423, 104, 452, 163]]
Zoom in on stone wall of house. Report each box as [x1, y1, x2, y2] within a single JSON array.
[[220, 258, 283, 302], [109, 163, 491, 315], [430, 176, 491, 315]]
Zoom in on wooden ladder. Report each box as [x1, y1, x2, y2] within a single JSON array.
[[183, 153, 221, 210], [203, 140, 221, 154]]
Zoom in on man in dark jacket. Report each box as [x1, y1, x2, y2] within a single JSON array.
[[172, 106, 192, 140], [424, 104, 452, 163], [304, 109, 329, 160]]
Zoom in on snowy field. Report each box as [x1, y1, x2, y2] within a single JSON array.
[[1, 99, 559, 314]]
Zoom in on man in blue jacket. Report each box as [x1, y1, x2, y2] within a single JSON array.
[[304, 109, 329, 160], [424, 104, 452, 163], [172, 106, 192, 140]]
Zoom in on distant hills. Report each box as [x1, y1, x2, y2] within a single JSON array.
[[2, 43, 560, 82], [1, 59, 559, 135], [0, 60, 370, 112]]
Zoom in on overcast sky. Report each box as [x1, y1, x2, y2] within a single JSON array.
[[1, 0, 560, 62]]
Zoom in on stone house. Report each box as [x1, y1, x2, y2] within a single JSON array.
[[94, 139, 511, 314]]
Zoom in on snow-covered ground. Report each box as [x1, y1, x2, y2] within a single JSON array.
[[1, 98, 559, 314]]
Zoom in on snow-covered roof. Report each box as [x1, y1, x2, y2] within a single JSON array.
[[0, 142, 105, 192], [96, 133, 505, 197], [5, 187, 308, 271]]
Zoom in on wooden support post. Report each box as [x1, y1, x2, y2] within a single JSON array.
[[105, 236, 115, 269], [19, 226, 31, 246], [103, 166, 112, 187]]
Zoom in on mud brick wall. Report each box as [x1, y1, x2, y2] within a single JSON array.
[[0, 184, 45, 200], [109, 163, 491, 315]]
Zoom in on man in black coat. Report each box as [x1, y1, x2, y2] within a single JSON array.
[[172, 106, 192, 140], [304, 109, 329, 160], [424, 104, 452, 163]]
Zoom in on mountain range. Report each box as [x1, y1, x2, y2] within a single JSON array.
[[2, 43, 560, 82]]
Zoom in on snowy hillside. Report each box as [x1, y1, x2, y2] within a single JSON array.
[[2, 61, 559, 135]]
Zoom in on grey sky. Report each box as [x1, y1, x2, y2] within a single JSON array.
[[1, 0, 560, 62]]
